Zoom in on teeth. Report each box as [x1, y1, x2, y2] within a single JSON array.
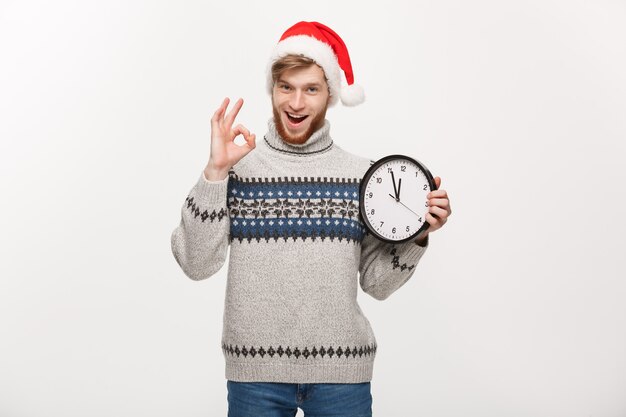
[[287, 113, 307, 119]]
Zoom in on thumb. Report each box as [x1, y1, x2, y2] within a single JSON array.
[[434, 176, 441, 190]]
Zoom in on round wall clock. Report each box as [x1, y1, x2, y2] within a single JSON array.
[[359, 154, 436, 243]]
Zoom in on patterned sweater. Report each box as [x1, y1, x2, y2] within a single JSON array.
[[170, 118, 429, 383]]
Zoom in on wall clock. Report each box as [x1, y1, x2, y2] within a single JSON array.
[[359, 154, 436, 243]]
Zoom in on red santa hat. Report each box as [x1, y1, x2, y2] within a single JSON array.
[[266, 21, 365, 107]]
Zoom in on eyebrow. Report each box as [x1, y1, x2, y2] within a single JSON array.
[[277, 79, 323, 88]]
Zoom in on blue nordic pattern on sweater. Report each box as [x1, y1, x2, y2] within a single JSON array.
[[226, 173, 367, 243]]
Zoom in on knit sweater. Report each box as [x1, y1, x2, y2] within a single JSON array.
[[170, 118, 429, 383]]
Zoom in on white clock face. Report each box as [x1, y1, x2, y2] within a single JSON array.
[[362, 157, 432, 241]]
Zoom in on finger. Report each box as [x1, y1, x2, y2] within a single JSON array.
[[211, 97, 230, 130], [233, 133, 256, 160], [428, 206, 449, 222], [224, 98, 244, 128], [244, 133, 256, 150], [212, 97, 230, 120], [427, 189, 448, 199], [232, 123, 251, 141], [232, 125, 256, 150], [425, 212, 441, 230], [240, 134, 256, 157], [231, 125, 256, 154], [428, 197, 450, 209]]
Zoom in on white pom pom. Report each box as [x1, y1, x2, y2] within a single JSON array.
[[340, 83, 365, 106]]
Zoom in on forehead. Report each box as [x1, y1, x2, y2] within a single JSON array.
[[278, 64, 327, 86]]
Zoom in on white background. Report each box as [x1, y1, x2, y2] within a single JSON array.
[[1, 1, 625, 416]]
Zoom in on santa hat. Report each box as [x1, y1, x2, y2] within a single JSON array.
[[266, 21, 365, 107]]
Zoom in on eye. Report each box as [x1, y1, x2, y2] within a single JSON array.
[[307, 87, 318, 93], [279, 84, 290, 91]]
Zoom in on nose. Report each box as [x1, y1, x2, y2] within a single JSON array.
[[289, 90, 305, 111]]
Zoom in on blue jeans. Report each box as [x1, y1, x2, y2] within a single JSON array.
[[226, 380, 373, 417]]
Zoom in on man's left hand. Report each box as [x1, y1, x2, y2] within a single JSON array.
[[414, 176, 452, 245]]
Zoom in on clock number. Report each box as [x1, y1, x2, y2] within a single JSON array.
[[387, 167, 392, 173], [392, 227, 396, 234], [406, 226, 410, 232], [380, 221, 384, 227], [401, 165, 406, 172], [423, 184, 428, 190], [368, 192, 373, 198], [376, 177, 382, 183], [371, 209, 375, 215]]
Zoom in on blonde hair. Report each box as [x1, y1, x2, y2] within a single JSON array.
[[270, 55, 329, 91]]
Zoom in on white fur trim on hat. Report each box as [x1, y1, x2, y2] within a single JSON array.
[[266, 35, 342, 107], [340, 83, 365, 106]]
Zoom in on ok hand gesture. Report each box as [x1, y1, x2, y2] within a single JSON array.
[[204, 97, 256, 181]]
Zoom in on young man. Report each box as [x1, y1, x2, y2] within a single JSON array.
[[171, 21, 451, 417]]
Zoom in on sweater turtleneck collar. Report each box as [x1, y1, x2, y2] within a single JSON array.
[[263, 117, 334, 156]]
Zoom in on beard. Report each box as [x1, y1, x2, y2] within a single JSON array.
[[272, 101, 328, 145]]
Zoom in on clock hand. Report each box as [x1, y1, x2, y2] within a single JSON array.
[[398, 178, 402, 200], [388, 193, 421, 217], [390, 170, 398, 200]]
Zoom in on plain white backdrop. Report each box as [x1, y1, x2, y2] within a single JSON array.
[[1, 0, 625, 416]]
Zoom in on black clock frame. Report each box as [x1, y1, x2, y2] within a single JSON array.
[[359, 154, 437, 243]]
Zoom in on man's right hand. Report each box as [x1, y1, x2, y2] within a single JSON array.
[[204, 97, 256, 181]]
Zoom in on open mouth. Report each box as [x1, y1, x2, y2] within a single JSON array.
[[286, 112, 308, 126]]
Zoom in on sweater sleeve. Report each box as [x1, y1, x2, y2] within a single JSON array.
[[170, 170, 231, 281], [358, 233, 429, 300]]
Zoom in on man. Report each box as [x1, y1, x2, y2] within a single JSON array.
[[171, 21, 451, 417]]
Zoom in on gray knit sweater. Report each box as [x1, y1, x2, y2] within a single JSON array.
[[170, 118, 429, 383]]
